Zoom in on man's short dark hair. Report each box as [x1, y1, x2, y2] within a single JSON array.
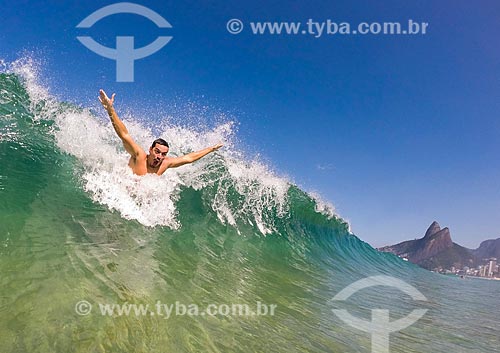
[[151, 138, 169, 149]]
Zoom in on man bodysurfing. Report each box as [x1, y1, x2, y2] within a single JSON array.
[[99, 89, 223, 176]]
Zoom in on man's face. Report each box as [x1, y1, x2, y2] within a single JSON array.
[[148, 144, 169, 168]]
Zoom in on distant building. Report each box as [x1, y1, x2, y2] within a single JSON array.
[[487, 258, 497, 277]]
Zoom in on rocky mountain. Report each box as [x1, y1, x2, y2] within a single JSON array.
[[377, 221, 480, 270], [474, 238, 500, 260]]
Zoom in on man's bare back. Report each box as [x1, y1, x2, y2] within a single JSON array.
[[99, 89, 222, 176]]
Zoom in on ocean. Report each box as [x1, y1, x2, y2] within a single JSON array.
[[0, 58, 499, 353]]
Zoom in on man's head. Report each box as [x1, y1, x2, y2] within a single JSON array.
[[148, 138, 169, 168]]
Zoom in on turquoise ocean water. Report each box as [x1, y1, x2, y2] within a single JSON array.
[[0, 59, 499, 352]]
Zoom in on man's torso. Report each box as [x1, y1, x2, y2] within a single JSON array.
[[129, 155, 159, 175]]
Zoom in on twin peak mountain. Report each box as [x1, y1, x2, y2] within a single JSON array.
[[378, 221, 500, 270]]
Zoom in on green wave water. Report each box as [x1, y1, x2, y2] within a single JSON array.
[[1, 60, 499, 353]]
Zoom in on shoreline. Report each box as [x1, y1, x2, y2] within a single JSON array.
[[463, 275, 500, 281]]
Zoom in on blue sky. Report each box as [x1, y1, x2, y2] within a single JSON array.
[[1, 0, 500, 248]]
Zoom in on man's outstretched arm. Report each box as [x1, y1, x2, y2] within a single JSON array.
[[157, 143, 223, 174], [99, 89, 145, 158]]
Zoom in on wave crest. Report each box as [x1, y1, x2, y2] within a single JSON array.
[[3, 57, 301, 234]]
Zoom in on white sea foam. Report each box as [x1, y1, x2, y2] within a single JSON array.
[[307, 191, 337, 219], [10, 57, 54, 119]]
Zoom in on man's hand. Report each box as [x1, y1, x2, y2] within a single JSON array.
[[211, 143, 223, 152], [99, 89, 115, 112]]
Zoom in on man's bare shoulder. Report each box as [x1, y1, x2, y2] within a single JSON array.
[[156, 156, 176, 175], [127, 151, 147, 172]]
